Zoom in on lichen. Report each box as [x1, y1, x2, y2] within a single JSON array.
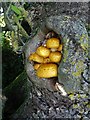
[[63, 48, 69, 63], [72, 61, 85, 77], [63, 38, 69, 63], [69, 93, 75, 100], [73, 104, 79, 109], [80, 34, 88, 50], [86, 104, 90, 109]]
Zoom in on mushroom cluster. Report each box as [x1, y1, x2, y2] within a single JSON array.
[[28, 31, 63, 78]]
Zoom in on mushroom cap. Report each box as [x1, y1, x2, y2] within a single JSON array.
[[36, 63, 58, 78], [36, 46, 50, 58], [46, 38, 60, 48]]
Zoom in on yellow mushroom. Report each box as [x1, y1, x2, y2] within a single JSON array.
[[49, 52, 62, 63], [36, 46, 50, 58], [29, 53, 44, 63], [34, 63, 41, 70], [36, 63, 58, 78], [58, 44, 63, 51], [43, 58, 51, 63], [46, 38, 60, 48], [28, 33, 63, 79]]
